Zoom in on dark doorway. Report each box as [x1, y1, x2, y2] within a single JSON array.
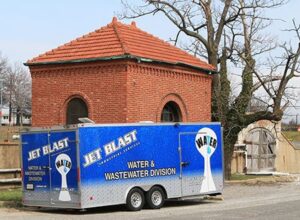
[[160, 101, 182, 122], [66, 98, 88, 124]]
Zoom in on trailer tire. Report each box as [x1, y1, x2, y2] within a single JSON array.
[[126, 188, 145, 211], [146, 186, 165, 209]]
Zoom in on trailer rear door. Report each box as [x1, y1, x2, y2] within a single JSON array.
[[21, 129, 80, 208]]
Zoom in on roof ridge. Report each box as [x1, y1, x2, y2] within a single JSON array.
[[112, 17, 130, 55]]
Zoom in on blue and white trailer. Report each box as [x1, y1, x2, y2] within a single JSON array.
[[21, 122, 224, 211]]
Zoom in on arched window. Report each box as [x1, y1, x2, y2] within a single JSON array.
[[66, 98, 88, 124], [160, 101, 182, 122]]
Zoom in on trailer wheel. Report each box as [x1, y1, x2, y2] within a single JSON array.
[[126, 188, 145, 211], [146, 186, 165, 209]]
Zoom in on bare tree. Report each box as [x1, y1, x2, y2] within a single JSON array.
[[12, 64, 31, 125], [0, 56, 7, 75], [0, 53, 8, 83], [2, 63, 31, 126], [120, 0, 299, 178], [0, 54, 8, 125]]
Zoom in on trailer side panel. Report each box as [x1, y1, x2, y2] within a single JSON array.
[[78, 123, 223, 209]]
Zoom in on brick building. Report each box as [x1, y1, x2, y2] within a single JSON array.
[[25, 17, 215, 126]]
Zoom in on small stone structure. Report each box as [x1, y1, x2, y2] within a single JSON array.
[[232, 120, 300, 174]]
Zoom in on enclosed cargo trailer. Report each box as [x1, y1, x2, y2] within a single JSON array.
[[21, 122, 223, 210]]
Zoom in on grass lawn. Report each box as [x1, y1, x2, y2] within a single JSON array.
[[0, 188, 22, 202], [282, 131, 300, 142], [0, 188, 22, 208]]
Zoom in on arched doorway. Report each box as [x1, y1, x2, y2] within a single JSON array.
[[160, 101, 182, 122], [66, 98, 88, 124], [245, 128, 276, 172]]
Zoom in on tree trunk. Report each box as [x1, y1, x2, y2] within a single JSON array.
[[16, 107, 20, 126], [9, 98, 12, 126], [209, 49, 223, 122], [223, 124, 243, 179]]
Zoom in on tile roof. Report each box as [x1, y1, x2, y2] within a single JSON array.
[[26, 17, 215, 72]]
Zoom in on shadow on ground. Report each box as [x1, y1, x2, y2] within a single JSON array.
[[17, 199, 216, 215]]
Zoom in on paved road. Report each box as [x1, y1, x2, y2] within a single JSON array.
[[292, 141, 300, 149], [1, 182, 300, 220]]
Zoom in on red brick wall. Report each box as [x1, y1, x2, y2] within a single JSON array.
[[126, 61, 212, 123], [29, 59, 212, 126], [30, 60, 128, 126]]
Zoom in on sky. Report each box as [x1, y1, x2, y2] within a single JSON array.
[[0, 0, 176, 63], [0, 0, 299, 121]]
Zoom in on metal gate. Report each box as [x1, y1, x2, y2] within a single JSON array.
[[245, 128, 276, 172]]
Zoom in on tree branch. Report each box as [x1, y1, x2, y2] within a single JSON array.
[[251, 76, 282, 93]]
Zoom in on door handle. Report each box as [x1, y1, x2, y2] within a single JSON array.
[[181, 162, 190, 167]]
